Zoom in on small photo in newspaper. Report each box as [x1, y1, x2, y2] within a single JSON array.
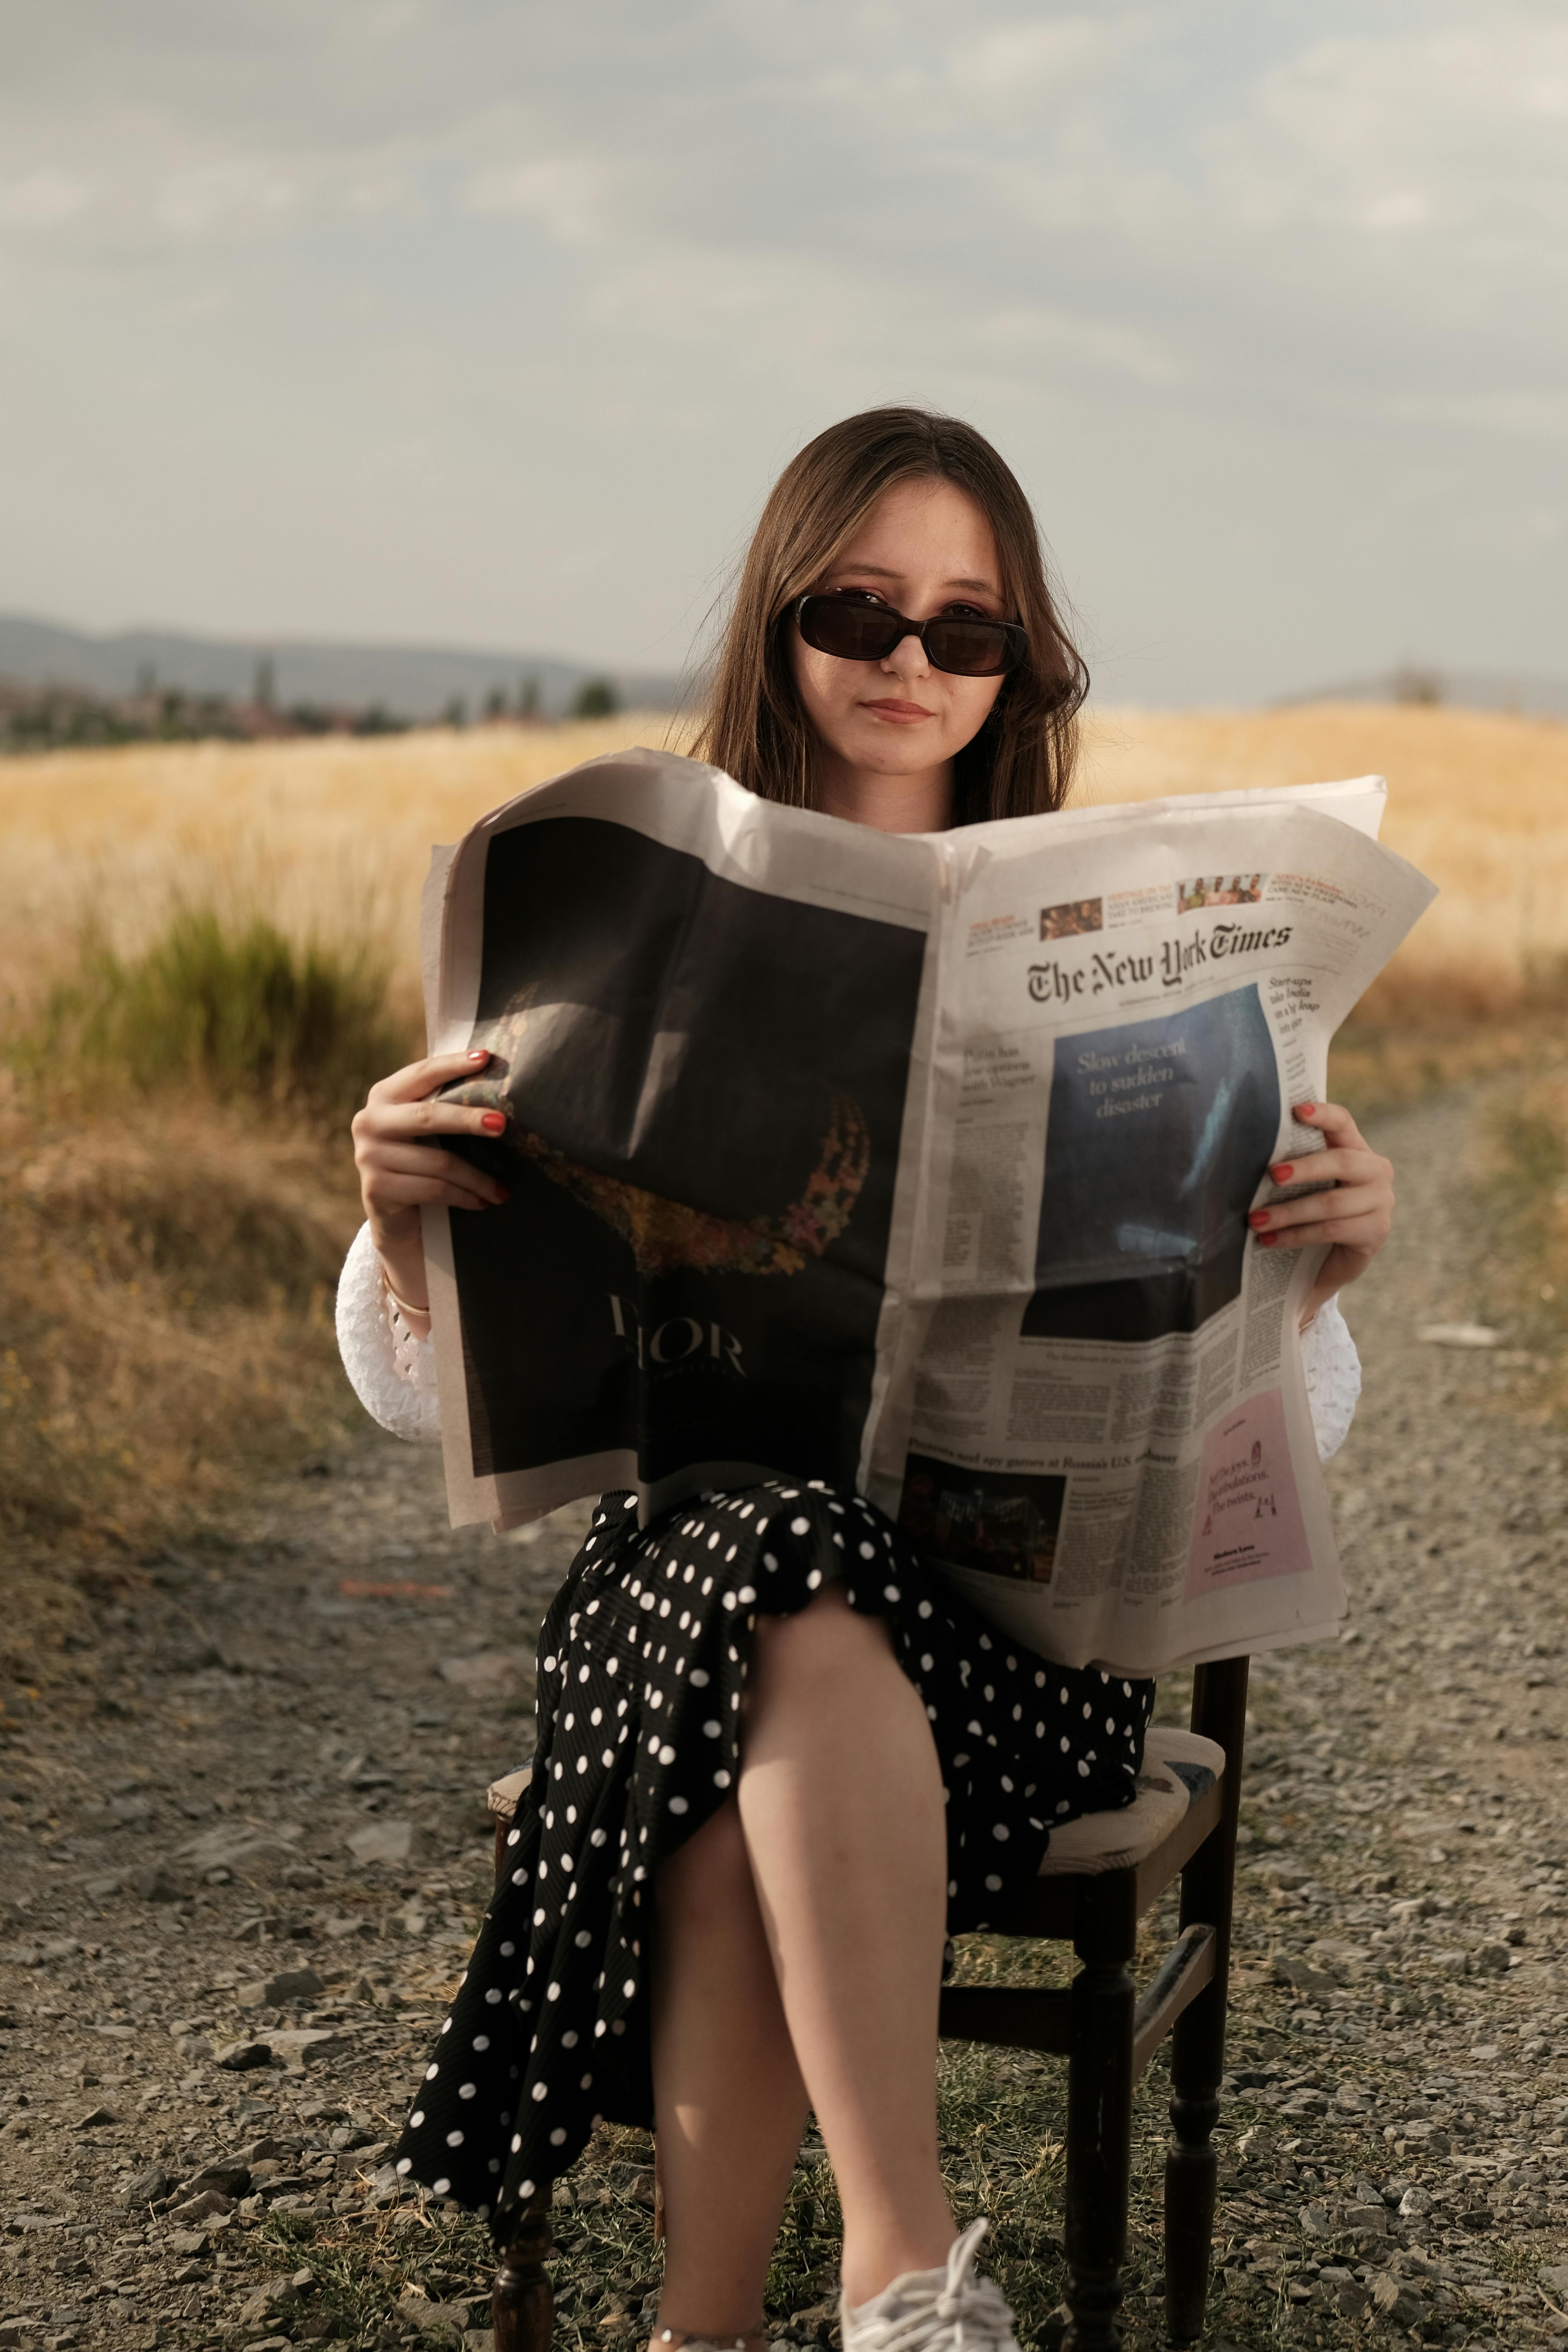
[[897, 1453, 1066, 1585], [1176, 873, 1266, 913], [1038, 897, 1104, 939]]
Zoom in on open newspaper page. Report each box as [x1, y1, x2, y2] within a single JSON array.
[[419, 748, 1434, 1677], [418, 748, 943, 1529], [862, 785, 1436, 1674]]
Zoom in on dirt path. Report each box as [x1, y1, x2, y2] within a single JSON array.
[[3, 1085, 1567, 2352]]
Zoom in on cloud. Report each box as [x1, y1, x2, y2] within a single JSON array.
[[0, 0, 1560, 698]]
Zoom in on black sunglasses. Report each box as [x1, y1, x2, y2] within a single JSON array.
[[792, 593, 1027, 679]]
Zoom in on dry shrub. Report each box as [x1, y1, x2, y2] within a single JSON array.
[[0, 1087, 365, 1682]]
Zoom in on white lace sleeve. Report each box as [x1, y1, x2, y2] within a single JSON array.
[[1301, 1292, 1360, 1462], [335, 1222, 442, 1446]]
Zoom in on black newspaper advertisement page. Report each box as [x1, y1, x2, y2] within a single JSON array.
[[418, 750, 938, 1530]]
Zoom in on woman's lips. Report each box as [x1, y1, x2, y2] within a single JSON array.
[[861, 698, 934, 722]]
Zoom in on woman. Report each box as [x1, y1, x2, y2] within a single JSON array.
[[338, 409, 1387, 2352]]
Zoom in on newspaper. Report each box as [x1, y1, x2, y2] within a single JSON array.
[[418, 747, 1435, 1674]]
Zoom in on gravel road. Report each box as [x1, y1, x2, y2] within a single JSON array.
[[3, 1083, 1566, 2352]]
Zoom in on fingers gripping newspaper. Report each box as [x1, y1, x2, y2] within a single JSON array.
[[419, 748, 1435, 1675]]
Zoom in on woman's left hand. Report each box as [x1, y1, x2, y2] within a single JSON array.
[[1246, 1100, 1395, 1325]]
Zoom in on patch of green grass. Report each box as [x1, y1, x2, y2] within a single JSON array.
[[12, 906, 411, 1123]]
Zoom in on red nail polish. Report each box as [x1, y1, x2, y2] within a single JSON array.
[[1248, 1210, 1271, 1229], [481, 1110, 506, 1134], [468, 1048, 489, 1062], [494, 1186, 509, 1205], [1272, 1163, 1294, 1183], [1258, 1232, 1277, 1246], [1295, 1103, 1316, 1118]]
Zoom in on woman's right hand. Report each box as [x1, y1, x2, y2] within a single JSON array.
[[351, 1049, 510, 1312]]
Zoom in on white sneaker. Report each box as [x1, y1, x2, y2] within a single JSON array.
[[839, 2219, 1021, 2352]]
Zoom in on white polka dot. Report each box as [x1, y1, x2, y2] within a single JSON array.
[[432, 2177, 451, 2197], [550, 2127, 567, 2145], [991, 1823, 1010, 1841], [791, 1516, 810, 1534], [669, 1795, 689, 1815], [985, 1874, 1003, 1892], [531, 2081, 549, 2101], [446, 2129, 464, 2147], [410, 2110, 425, 2128], [884, 1584, 900, 1603]]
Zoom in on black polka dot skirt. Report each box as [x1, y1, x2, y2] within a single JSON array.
[[394, 1481, 1154, 2235]]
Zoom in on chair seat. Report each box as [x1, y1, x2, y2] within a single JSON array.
[[487, 1767, 532, 1824], [488, 1729, 1223, 1877], [1038, 1728, 1223, 1878]]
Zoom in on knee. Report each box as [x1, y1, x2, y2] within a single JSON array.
[[750, 1585, 890, 1695]]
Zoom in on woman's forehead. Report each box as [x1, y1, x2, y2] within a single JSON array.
[[832, 476, 1001, 594]]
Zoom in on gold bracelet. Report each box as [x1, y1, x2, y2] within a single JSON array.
[[382, 1273, 432, 1323]]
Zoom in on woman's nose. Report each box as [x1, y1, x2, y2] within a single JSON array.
[[881, 628, 930, 678]]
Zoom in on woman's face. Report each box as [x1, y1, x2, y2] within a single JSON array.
[[788, 475, 1010, 792]]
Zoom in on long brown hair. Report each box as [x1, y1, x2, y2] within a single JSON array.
[[690, 407, 1088, 824]]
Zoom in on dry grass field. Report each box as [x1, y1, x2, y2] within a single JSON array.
[[1, 702, 1563, 1642], [3, 700, 1565, 1024]]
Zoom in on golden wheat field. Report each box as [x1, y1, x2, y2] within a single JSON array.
[[1, 701, 1565, 1025]]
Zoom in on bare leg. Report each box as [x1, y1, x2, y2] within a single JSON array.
[[651, 1797, 811, 2343], [738, 1589, 952, 2307]]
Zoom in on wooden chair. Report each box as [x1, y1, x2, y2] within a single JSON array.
[[481, 1657, 1248, 2352]]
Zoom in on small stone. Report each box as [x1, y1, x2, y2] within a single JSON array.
[[171, 2260, 209, 2285], [1475, 1942, 1513, 1974], [121, 2162, 173, 2207], [1341, 2202, 1387, 2235], [1400, 2187, 1434, 2218], [73, 2103, 120, 2128], [1300, 2201, 1332, 2235], [167, 2227, 212, 2256], [347, 1819, 418, 1866], [1540, 2266, 1568, 2299], [168, 2188, 235, 2223], [172, 2030, 213, 2060], [260, 1966, 325, 2005], [438, 1649, 526, 1692], [239, 2276, 300, 2328], [127, 1864, 179, 1902], [269, 2026, 350, 2069], [215, 2038, 274, 2071], [83, 1875, 121, 1900], [185, 2161, 251, 2198]]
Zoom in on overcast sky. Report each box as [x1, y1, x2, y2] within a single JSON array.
[[0, 0, 1561, 702]]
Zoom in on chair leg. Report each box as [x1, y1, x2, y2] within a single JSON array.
[[1063, 1879, 1136, 2352], [1164, 1656, 1249, 2346], [493, 2185, 554, 2352]]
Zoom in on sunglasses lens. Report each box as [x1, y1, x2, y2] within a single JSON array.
[[924, 620, 1017, 676], [797, 598, 897, 662]]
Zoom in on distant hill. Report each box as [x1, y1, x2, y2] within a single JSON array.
[[0, 611, 685, 721], [1277, 665, 1568, 719]]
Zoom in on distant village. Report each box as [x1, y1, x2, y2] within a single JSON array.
[[0, 662, 620, 754]]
